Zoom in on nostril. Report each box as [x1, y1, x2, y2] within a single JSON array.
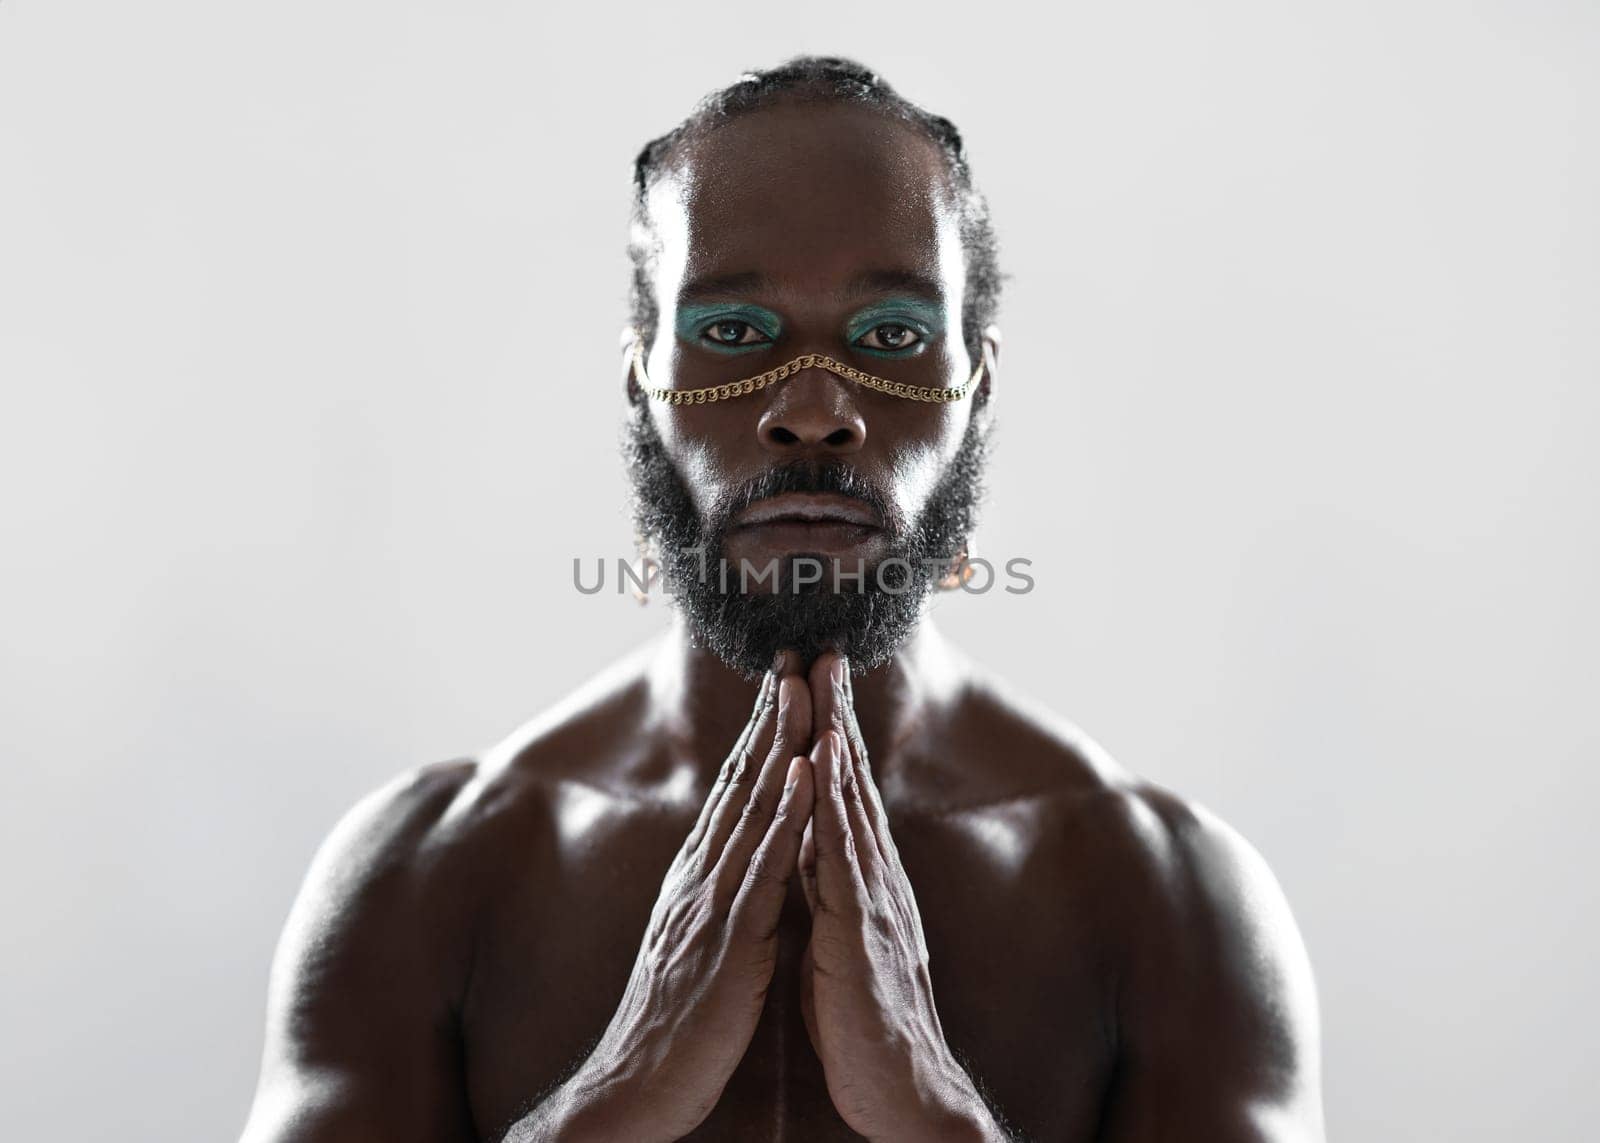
[[824, 428, 854, 447], [770, 426, 799, 445]]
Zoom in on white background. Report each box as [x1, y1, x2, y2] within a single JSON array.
[[1, 3, 1594, 1139]]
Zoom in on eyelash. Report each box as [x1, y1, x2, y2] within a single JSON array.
[[699, 319, 772, 349], [698, 319, 925, 352], [854, 322, 923, 352]]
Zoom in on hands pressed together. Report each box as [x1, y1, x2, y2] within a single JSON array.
[[524, 650, 1008, 1143]]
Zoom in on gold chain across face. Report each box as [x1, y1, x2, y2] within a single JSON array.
[[630, 340, 984, 406]]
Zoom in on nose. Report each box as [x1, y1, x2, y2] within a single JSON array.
[[756, 368, 867, 454]]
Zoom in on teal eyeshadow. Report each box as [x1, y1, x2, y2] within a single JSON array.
[[845, 298, 946, 353], [676, 303, 784, 352]]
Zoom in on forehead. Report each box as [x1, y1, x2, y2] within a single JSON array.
[[646, 103, 964, 305]]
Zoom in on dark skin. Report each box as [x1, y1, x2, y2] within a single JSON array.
[[241, 103, 1323, 1142]]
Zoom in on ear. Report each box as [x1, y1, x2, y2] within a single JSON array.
[[620, 325, 646, 404], [976, 323, 1002, 406]]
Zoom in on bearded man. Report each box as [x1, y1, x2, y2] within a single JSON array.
[[242, 55, 1325, 1143]]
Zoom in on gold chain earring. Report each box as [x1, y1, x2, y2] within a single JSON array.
[[936, 536, 977, 591], [627, 535, 663, 606]]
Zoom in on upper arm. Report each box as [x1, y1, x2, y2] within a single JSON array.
[[1096, 791, 1325, 1143], [240, 761, 481, 1143]]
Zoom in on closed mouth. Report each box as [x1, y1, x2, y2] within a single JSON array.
[[731, 492, 882, 530]]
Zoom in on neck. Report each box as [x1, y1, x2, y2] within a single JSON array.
[[644, 608, 964, 782]]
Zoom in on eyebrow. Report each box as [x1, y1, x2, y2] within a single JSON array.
[[676, 268, 947, 306]]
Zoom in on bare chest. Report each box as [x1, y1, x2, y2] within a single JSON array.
[[461, 805, 1115, 1142]]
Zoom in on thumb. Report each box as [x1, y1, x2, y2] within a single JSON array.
[[800, 935, 820, 1056]]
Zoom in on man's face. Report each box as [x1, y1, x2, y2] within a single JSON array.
[[625, 102, 994, 676]]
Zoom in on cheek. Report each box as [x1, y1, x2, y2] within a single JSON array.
[[649, 404, 739, 514], [880, 406, 971, 522]]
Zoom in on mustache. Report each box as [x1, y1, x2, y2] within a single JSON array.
[[720, 460, 893, 530]]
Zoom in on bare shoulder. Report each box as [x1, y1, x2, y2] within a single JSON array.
[[245, 650, 664, 1140], [471, 640, 661, 800], [289, 638, 668, 926], [1103, 781, 1322, 1041], [264, 756, 483, 1033], [947, 660, 1314, 928], [1089, 787, 1325, 1135], [946, 661, 1323, 1134], [245, 756, 485, 1141], [283, 641, 661, 946], [919, 656, 1133, 813]]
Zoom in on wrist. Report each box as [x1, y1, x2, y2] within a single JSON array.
[[504, 1056, 656, 1143], [924, 1096, 1008, 1143], [875, 1054, 1008, 1143]]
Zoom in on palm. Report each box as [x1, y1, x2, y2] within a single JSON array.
[[792, 653, 999, 1143]]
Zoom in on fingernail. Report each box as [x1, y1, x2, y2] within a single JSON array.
[[830, 656, 845, 688], [771, 649, 786, 673]]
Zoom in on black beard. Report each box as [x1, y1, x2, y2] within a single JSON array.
[[621, 398, 990, 679]]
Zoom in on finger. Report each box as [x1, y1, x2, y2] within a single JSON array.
[[841, 742, 886, 893], [841, 675, 927, 961], [807, 650, 862, 867], [728, 756, 815, 941], [681, 667, 776, 858], [807, 650, 849, 745], [839, 666, 901, 873], [809, 728, 867, 916], [732, 648, 803, 784], [799, 936, 819, 1053], [686, 650, 804, 863], [798, 815, 817, 915], [706, 673, 813, 878], [839, 663, 869, 777]]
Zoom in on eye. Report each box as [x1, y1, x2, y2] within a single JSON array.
[[854, 322, 923, 352], [700, 319, 771, 348]]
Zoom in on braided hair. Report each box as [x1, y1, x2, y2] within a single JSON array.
[[627, 55, 1004, 378]]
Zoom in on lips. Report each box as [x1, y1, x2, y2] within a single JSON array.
[[721, 492, 888, 564], [731, 492, 882, 530]]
